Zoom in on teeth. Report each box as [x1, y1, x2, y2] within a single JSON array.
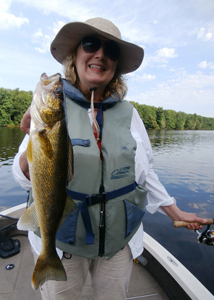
[[90, 65, 102, 70]]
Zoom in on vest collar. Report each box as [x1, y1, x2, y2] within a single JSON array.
[[62, 79, 121, 110]]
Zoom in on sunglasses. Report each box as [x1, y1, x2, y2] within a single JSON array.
[[81, 36, 120, 61]]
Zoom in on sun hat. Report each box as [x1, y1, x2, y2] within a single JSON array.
[[50, 17, 144, 74]]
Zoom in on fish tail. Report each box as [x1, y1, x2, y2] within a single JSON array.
[[32, 252, 67, 290]]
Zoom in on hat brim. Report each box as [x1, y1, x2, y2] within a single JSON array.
[[50, 22, 144, 74]]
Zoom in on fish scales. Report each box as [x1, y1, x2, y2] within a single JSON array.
[[17, 73, 76, 290]]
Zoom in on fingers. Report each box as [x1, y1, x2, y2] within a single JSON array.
[[186, 223, 204, 231], [174, 219, 213, 230]]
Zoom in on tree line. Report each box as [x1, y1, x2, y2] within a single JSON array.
[[0, 88, 32, 127], [131, 102, 214, 130], [0, 88, 213, 130]]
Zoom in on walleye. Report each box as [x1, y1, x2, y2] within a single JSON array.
[[17, 73, 76, 290]]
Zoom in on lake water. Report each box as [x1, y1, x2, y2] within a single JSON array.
[[0, 127, 214, 294]]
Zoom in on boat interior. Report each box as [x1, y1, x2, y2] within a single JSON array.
[[1, 204, 213, 300], [0, 205, 170, 300]]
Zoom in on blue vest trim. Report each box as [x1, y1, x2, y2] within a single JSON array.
[[124, 200, 145, 238], [56, 203, 81, 245], [66, 182, 138, 245], [71, 139, 91, 147], [80, 199, 95, 244], [63, 79, 120, 111], [96, 106, 103, 138]]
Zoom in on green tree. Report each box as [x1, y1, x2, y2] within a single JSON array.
[[0, 88, 32, 126], [156, 107, 166, 129], [195, 116, 203, 130], [202, 117, 214, 130], [140, 105, 159, 129], [165, 110, 177, 129], [1, 92, 213, 130], [0, 88, 13, 126], [130, 101, 214, 130], [11, 90, 32, 125], [184, 114, 198, 130], [175, 112, 186, 130]]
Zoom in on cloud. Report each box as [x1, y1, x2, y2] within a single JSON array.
[[135, 48, 178, 73], [136, 73, 156, 81], [52, 21, 66, 35], [156, 48, 178, 59], [1, 0, 213, 118], [197, 27, 213, 41], [14, 0, 94, 22], [31, 20, 67, 54], [127, 71, 214, 117], [147, 47, 178, 65], [0, 0, 29, 30], [198, 61, 214, 69], [32, 28, 52, 53]]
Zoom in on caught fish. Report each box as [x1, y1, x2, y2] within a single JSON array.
[[17, 73, 76, 290]]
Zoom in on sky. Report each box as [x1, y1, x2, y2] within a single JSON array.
[[0, 0, 214, 118]]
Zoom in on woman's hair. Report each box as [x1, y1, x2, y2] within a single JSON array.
[[63, 53, 128, 100]]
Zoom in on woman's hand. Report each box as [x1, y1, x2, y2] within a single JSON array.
[[161, 203, 208, 230], [20, 107, 31, 134]]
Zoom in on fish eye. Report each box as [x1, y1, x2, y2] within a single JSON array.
[[55, 87, 63, 95], [55, 87, 63, 101]]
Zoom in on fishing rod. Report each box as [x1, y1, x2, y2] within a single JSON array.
[[173, 219, 214, 246]]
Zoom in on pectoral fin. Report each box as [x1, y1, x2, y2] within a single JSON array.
[[38, 129, 53, 159]]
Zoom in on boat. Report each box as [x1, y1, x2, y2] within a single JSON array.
[[0, 203, 213, 300]]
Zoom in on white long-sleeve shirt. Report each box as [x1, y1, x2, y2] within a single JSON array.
[[12, 107, 175, 259]]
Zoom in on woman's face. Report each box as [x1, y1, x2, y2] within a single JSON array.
[[75, 36, 118, 97]]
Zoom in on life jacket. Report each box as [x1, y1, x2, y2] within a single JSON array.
[[55, 81, 147, 259], [28, 81, 147, 260]]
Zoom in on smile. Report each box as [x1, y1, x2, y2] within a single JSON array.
[[89, 64, 105, 71]]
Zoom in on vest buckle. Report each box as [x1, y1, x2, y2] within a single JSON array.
[[85, 192, 107, 206]]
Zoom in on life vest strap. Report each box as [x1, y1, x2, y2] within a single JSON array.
[[66, 182, 138, 245], [67, 182, 137, 203]]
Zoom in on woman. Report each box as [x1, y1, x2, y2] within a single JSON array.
[[12, 17, 206, 300]]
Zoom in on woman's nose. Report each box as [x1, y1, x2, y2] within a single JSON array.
[[94, 45, 105, 59]]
